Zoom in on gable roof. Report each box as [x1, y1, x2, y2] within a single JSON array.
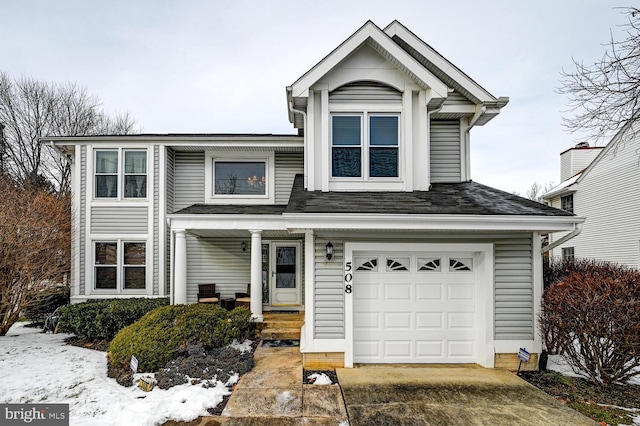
[[288, 21, 449, 101]]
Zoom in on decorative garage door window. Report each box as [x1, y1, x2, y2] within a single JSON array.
[[417, 257, 441, 272], [355, 257, 378, 272], [386, 257, 409, 271], [449, 258, 473, 272]]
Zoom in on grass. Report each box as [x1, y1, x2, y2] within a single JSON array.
[[520, 370, 640, 425]]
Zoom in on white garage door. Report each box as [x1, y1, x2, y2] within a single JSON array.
[[353, 252, 477, 363]]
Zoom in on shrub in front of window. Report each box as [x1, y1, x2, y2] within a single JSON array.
[[57, 297, 168, 341], [107, 304, 255, 372], [539, 259, 640, 386]]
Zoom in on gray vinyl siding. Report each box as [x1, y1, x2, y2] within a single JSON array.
[[91, 206, 148, 233], [314, 237, 344, 339], [165, 148, 175, 293], [494, 236, 534, 340], [329, 81, 402, 104], [79, 146, 87, 295], [275, 152, 303, 204], [441, 91, 474, 106], [174, 151, 205, 211], [153, 145, 160, 296], [430, 120, 462, 182]]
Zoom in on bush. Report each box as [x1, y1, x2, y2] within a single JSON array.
[[108, 304, 255, 372], [539, 259, 640, 386], [22, 285, 70, 327], [57, 298, 169, 341]]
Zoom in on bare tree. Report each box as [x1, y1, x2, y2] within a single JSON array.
[[0, 176, 71, 335], [524, 181, 555, 203], [0, 71, 137, 194], [558, 7, 640, 146]]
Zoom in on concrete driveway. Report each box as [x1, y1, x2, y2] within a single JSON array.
[[336, 365, 597, 426]]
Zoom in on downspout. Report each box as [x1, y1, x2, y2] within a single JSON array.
[[288, 93, 307, 187], [541, 223, 583, 254]]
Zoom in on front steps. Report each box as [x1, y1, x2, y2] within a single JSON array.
[[260, 312, 304, 341]]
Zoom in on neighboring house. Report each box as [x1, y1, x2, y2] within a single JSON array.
[[543, 121, 640, 269], [47, 21, 581, 369]]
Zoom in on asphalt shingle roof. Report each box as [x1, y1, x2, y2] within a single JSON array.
[[286, 175, 573, 216], [171, 175, 573, 217]]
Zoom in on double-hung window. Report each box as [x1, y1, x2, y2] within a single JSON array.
[[95, 149, 147, 199], [95, 241, 146, 291], [560, 194, 574, 213], [331, 113, 399, 179]]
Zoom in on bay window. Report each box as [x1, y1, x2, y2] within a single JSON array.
[[331, 113, 399, 179], [94, 241, 146, 291], [95, 149, 147, 199]]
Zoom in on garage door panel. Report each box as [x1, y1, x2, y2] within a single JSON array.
[[384, 312, 412, 329], [384, 341, 412, 358], [416, 341, 444, 357], [416, 283, 443, 300], [384, 283, 412, 300], [353, 251, 477, 364], [416, 312, 443, 329]]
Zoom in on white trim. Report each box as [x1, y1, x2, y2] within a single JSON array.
[[329, 103, 403, 112], [158, 145, 166, 297], [321, 88, 329, 192], [342, 242, 494, 368], [72, 145, 82, 297], [532, 232, 543, 353], [383, 21, 498, 103], [167, 215, 287, 231], [204, 152, 275, 204], [285, 214, 584, 233], [403, 85, 413, 191], [301, 231, 315, 352], [85, 144, 93, 297], [306, 90, 315, 190], [290, 21, 448, 99], [147, 146, 155, 296], [90, 239, 150, 295]]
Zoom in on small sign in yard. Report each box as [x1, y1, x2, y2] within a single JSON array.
[[130, 355, 138, 374], [517, 347, 530, 375]]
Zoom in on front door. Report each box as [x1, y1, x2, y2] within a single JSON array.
[[270, 242, 301, 307]]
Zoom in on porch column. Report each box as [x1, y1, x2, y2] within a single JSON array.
[[174, 229, 187, 305], [249, 229, 263, 321]]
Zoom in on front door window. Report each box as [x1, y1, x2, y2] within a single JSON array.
[[275, 246, 297, 289]]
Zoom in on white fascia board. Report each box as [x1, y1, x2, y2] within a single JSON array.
[[542, 175, 580, 200], [166, 214, 288, 231], [384, 21, 497, 103], [46, 136, 303, 149], [290, 21, 448, 99], [284, 213, 584, 233]]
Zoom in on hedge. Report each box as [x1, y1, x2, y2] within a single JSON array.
[[108, 304, 254, 372], [57, 298, 169, 341]]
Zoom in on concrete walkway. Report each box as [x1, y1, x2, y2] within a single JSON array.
[[336, 365, 598, 426], [220, 344, 348, 425]]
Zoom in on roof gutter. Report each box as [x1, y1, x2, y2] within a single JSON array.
[[541, 222, 583, 254]]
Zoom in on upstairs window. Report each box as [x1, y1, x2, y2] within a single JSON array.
[[204, 152, 274, 204], [561, 194, 574, 213], [331, 113, 399, 179], [214, 161, 266, 195], [95, 149, 147, 199]]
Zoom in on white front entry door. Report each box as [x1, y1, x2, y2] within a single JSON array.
[[270, 242, 302, 307], [353, 251, 477, 363]]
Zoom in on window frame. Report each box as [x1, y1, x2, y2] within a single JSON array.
[[560, 194, 574, 213], [330, 112, 400, 181], [94, 148, 148, 200], [562, 247, 575, 261], [204, 152, 275, 204], [93, 240, 148, 293]]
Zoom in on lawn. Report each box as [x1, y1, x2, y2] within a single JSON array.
[[521, 355, 640, 425]]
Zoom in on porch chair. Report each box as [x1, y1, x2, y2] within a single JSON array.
[[197, 284, 220, 304], [235, 284, 251, 309]]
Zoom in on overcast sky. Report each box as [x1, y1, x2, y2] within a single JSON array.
[[1, 0, 633, 195]]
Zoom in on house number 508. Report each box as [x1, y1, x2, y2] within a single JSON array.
[[345, 261, 353, 293]]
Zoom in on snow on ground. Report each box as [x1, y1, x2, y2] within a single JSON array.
[[0, 322, 231, 426]]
